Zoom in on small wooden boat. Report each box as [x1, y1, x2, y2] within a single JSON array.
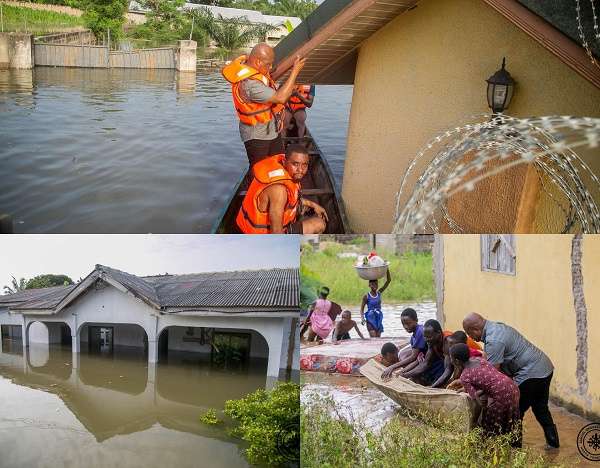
[[212, 126, 349, 233], [360, 359, 476, 432]]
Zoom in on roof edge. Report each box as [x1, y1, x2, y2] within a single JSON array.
[[482, 0, 600, 90]]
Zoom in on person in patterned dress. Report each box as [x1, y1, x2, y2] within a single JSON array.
[[450, 343, 520, 437]]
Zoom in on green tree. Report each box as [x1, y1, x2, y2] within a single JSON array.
[[3, 276, 28, 295], [26, 274, 74, 290], [80, 0, 128, 41], [202, 12, 277, 57], [139, 0, 185, 30], [270, 0, 316, 20]]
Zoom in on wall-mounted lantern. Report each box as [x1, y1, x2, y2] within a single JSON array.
[[486, 58, 515, 114]]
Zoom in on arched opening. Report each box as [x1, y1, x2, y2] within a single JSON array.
[[26, 321, 72, 373], [156, 326, 269, 406], [77, 322, 149, 393]]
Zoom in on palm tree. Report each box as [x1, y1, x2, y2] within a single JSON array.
[[3, 276, 27, 295], [194, 10, 278, 57]]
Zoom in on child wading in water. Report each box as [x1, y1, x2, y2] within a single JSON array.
[[332, 310, 366, 343], [305, 286, 334, 342], [360, 269, 391, 338]]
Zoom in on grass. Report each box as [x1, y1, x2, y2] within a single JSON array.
[[301, 242, 435, 305], [0, 4, 84, 34], [301, 397, 553, 468]]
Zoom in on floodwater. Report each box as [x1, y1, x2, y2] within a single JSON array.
[[0, 342, 270, 468], [323, 301, 437, 340], [302, 372, 598, 467], [0, 68, 352, 233]]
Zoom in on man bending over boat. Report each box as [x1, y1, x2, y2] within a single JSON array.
[[236, 144, 328, 234], [222, 43, 306, 167]]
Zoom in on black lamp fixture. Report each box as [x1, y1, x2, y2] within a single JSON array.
[[486, 57, 515, 114]]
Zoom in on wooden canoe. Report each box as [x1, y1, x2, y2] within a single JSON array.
[[212, 127, 349, 233]]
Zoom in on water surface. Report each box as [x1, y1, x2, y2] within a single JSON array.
[[0, 68, 352, 233], [0, 342, 270, 468]]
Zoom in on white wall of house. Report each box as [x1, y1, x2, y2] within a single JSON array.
[[4, 282, 297, 382]]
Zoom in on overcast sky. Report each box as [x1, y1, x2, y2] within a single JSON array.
[[0, 235, 299, 291]]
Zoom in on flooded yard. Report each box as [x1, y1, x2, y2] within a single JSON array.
[[0, 342, 269, 468], [0, 68, 352, 233]]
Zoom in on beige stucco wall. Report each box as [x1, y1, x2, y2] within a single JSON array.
[[441, 234, 600, 417], [342, 0, 600, 232]]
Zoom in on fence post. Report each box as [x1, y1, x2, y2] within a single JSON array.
[[1, 4, 4, 33]]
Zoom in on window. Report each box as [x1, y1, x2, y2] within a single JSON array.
[[481, 234, 516, 275]]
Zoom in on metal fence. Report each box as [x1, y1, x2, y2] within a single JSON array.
[[34, 43, 109, 68], [109, 47, 175, 69], [33, 31, 177, 69]]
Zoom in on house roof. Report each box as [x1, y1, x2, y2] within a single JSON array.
[[129, 1, 301, 27], [0, 265, 299, 312], [273, 0, 600, 89]]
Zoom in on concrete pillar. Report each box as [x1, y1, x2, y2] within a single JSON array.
[[0, 329, 3, 354], [0, 33, 34, 69], [266, 329, 284, 388], [147, 362, 156, 384], [21, 318, 29, 350], [148, 340, 158, 364], [72, 351, 80, 370], [72, 333, 80, 354], [176, 40, 196, 73]]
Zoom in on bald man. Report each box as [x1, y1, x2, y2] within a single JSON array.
[[223, 43, 306, 167], [463, 313, 558, 448]]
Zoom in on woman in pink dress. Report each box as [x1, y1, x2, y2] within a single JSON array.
[[306, 287, 334, 342], [450, 343, 520, 437]]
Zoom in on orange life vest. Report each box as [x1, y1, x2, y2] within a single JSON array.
[[222, 55, 285, 127], [288, 84, 312, 112], [236, 154, 301, 234]]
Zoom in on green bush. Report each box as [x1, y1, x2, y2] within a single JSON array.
[[301, 398, 549, 468], [80, 0, 128, 41], [200, 409, 223, 425], [225, 382, 299, 467]]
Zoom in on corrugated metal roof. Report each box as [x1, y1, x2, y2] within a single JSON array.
[[2, 266, 298, 312], [0, 285, 75, 309]]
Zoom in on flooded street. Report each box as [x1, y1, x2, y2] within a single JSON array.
[[0, 342, 269, 468], [0, 68, 352, 233]]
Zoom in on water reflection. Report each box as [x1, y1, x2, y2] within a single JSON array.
[[0, 67, 352, 233], [0, 343, 267, 467]]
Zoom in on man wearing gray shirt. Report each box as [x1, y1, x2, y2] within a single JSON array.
[[463, 313, 559, 448], [223, 43, 306, 167]]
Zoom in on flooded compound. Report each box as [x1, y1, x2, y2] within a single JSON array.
[[0, 341, 269, 468], [0, 68, 352, 233]]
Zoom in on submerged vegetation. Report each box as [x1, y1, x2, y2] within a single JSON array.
[[301, 398, 549, 468], [225, 382, 300, 466], [301, 241, 435, 305], [199, 409, 223, 425], [0, 4, 84, 34]]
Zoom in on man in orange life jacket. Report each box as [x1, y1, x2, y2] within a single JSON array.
[[236, 144, 328, 234], [283, 84, 315, 139], [222, 43, 306, 167]]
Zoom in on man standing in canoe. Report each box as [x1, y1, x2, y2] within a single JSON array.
[[222, 43, 306, 167], [235, 144, 328, 234], [283, 84, 315, 139]]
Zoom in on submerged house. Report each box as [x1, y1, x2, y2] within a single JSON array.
[[274, 0, 600, 233], [0, 265, 299, 386], [435, 234, 600, 419]]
